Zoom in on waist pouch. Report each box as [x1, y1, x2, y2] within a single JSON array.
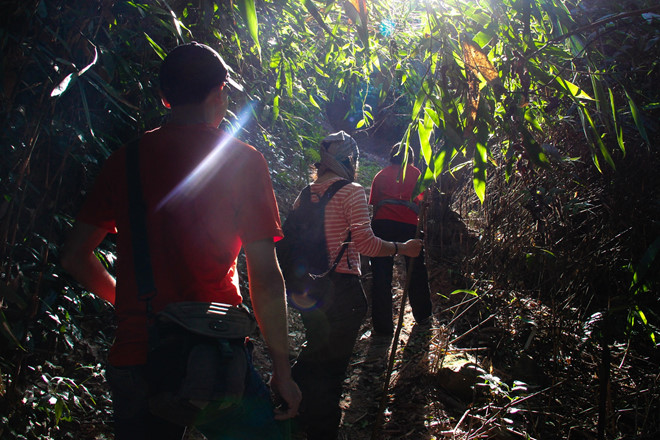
[[146, 302, 258, 426]]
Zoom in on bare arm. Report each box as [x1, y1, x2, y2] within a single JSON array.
[[374, 239, 422, 258], [61, 222, 116, 304], [243, 238, 301, 420]]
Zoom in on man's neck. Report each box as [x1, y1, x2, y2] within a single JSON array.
[[168, 105, 220, 127]]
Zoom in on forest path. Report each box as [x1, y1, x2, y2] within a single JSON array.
[[338, 257, 454, 440]]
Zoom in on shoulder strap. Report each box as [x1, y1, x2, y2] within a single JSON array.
[[126, 139, 157, 308], [320, 179, 351, 204], [298, 179, 350, 207], [373, 198, 420, 215], [311, 179, 352, 278]]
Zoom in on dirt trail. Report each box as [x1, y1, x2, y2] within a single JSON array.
[[337, 258, 453, 440]]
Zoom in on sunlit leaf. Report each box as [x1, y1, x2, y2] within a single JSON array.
[[424, 107, 440, 128], [412, 87, 426, 121], [473, 140, 487, 203], [473, 31, 493, 48], [461, 39, 499, 85], [418, 112, 434, 166], [270, 51, 282, 69], [450, 289, 479, 296], [609, 88, 625, 155], [309, 94, 321, 110], [555, 76, 593, 100], [273, 95, 280, 121], [144, 33, 167, 59], [238, 0, 261, 58], [524, 108, 543, 132], [636, 307, 648, 325]]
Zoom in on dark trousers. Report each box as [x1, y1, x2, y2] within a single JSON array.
[[370, 219, 432, 335], [107, 364, 186, 440], [291, 272, 367, 440], [107, 342, 281, 440]]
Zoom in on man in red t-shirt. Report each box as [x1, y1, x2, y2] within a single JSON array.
[[62, 42, 300, 439], [368, 143, 433, 336]]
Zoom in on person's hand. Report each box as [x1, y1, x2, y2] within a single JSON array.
[[399, 239, 423, 257], [271, 374, 302, 420]]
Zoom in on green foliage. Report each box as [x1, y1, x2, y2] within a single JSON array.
[[1, 0, 659, 437]]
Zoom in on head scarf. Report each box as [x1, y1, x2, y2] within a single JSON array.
[[318, 131, 359, 181]]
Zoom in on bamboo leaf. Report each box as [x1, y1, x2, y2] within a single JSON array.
[[273, 95, 280, 121], [636, 307, 648, 325], [144, 33, 167, 59], [473, 140, 487, 203], [425, 107, 440, 128], [309, 94, 321, 111], [238, 0, 261, 58], [270, 51, 282, 69], [303, 0, 335, 38], [609, 88, 625, 155], [461, 39, 499, 84], [450, 289, 479, 297], [581, 106, 615, 170], [412, 87, 426, 121], [625, 90, 650, 147], [418, 112, 434, 166], [520, 126, 550, 168], [555, 76, 593, 100], [524, 108, 543, 132]]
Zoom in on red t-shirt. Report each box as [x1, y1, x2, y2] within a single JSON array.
[[368, 164, 421, 225], [77, 123, 283, 366]]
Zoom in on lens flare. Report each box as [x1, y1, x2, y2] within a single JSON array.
[[288, 291, 321, 311], [380, 18, 396, 37], [157, 103, 255, 211]]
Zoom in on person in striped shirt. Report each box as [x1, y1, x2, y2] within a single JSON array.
[[288, 131, 422, 440]]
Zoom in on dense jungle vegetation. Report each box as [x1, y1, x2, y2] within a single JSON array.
[[1, 0, 659, 438]]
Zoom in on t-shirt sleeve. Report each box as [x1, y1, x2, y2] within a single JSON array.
[[76, 151, 122, 234], [368, 172, 381, 205], [236, 150, 283, 244], [344, 184, 383, 256]]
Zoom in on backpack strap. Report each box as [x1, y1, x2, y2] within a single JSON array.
[[309, 179, 351, 279], [126, 139, 157, 316]]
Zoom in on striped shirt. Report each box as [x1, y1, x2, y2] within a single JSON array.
[[294, 176, 385, 275]]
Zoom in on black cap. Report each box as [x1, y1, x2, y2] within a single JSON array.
[[159, 41, 243, 106]]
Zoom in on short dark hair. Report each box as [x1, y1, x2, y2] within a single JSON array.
[[159, 42, 228, 106], [389, 143, 415, 165]]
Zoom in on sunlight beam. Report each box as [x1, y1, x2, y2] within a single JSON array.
[[156, 103, 255, 211]]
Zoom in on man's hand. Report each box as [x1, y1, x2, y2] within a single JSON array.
[[271, 372, 302, 420], [244, 239, 301, 419]]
